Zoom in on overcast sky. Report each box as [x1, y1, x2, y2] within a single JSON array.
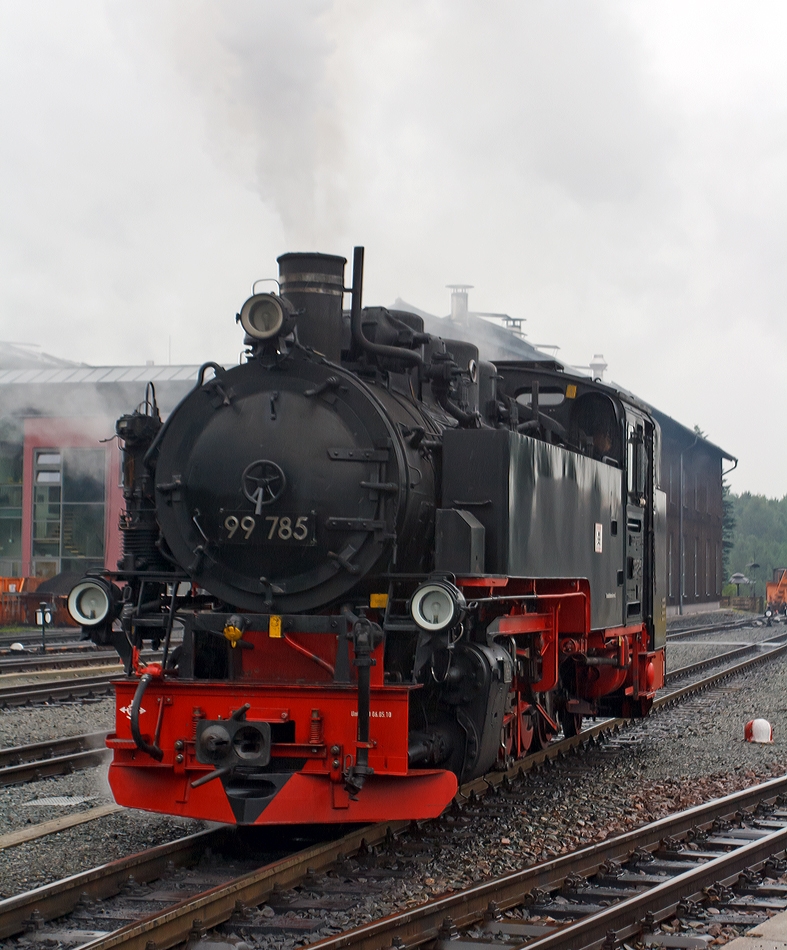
[[1, 1, 785, 497]]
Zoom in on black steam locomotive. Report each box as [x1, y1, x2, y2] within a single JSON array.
[[68, 248, 666, 825]]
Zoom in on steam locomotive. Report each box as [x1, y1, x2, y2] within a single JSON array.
[[68, 248, 666, 826]]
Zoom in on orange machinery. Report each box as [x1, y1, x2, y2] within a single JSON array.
[[766, 569, 787, 615], [0, 577, 43, 626]]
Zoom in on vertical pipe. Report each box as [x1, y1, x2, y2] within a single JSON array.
[[679, 435, 699, 616]]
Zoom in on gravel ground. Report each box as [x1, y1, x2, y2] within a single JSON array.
[[229, 617, 787, 948], [0, 696, 206, 899], [0, 695, 114, 748], [2, 609, 787, 943], [667, 611, 786, 668], [666, 608, 751, 629]]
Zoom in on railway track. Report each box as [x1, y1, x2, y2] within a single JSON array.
[[2, 626, 786, 946], [0, 731, 110, 787], [297, 774, 787, 950], [0, 628, 81, 648], [0, 826, 231, 941], [666, 615, 770, 640], [0, 650, 119, 675], [2, 629, 782, 787], [0, 638, 787, 950], [0, 673, 114, 708], [0, 638, 95, 657], [0, 646, 168, 675], [667, 628, 787, 681], [9, 769, 787, 949]]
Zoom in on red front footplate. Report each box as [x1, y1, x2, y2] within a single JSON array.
[[108, 678, 458, 825], [108, 764, 458, 825]]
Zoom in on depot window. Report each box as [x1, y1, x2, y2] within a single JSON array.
[[0, 422, 23, 576], [33, 448, 106, 577]]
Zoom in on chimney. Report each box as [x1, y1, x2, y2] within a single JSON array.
[[589, 354, 608, 380], [447, 284, 473, 325]]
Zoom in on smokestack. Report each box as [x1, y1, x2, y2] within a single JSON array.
[[278, 252, 347, 363], [447, 284, 473, 325]]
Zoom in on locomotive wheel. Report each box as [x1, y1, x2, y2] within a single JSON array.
[[558, 658, 582, 738], [518, 710, 535, 756], [529, 709, 556, 752], [504, 708, 535, 760], [559, 709, 582, 739]]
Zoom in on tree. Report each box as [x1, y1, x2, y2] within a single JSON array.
[[727, 492, 787, 587], [722, 478, 735, 580]]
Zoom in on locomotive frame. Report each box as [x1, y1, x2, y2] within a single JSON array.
[[68, 247, 666, 826]]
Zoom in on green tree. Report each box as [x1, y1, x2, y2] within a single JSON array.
[[722, 478, 735, 580], [727, 492, 787, 594]]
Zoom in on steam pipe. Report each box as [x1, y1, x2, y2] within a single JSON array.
[[679, 435, 699, 616], [350, 247, 423, 367], [434, 391, 480, 427], [341, 605, 379, 797], [142, 362, 225, 469], [130, 673, 164, 761]]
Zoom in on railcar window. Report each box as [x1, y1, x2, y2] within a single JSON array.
[[637, 426, 647, 494], [627, 424, 647, 499], [570, 393, 621, 464], [515, 389, 565, 407]]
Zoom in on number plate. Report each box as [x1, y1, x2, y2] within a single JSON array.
[[218, 512, 316, 545]]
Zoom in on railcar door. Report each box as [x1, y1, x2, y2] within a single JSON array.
[[624, 411, 655, 624]]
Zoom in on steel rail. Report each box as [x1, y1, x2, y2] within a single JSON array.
[[667, 629, 787, 680], [1, 752, 108, 787], [666, 617, 760, 640], [0, 628, 77, 644], [0, 827, 228, 940], [0, 647, 167, 675], [0, 673, 116, 707], [4, 632, 786, 947], [0, 731, 109, 769], [667, 641, 757, 679], [299, 774, 787, 950], [0, 651, 120, 674], [72, 820, 411, 950], [522, 826, 787, 950], [655, 638, 787, 708], [65, 736, 787, 950], [0, 639, 95, 655]]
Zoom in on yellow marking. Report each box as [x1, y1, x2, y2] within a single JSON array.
[[566, 384, 577, 399], [269, 615, 282, 638], [223, 624, 243, 649], [370, 593, 389, 609]]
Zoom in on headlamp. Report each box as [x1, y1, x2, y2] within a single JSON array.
[[238, 293, 295, 340], [410, 580, 466, 632], [67, 578, 117, 627]]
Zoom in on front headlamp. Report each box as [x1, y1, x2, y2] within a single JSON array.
[[410, 580, 466, 632], [67, 578, 118, 627], [238, 293, 295, 340]]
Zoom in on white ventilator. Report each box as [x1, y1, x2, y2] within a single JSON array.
[[744, 718, 774, 743]]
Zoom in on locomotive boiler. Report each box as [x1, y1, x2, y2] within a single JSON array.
[[68, 248, 666, 826]]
